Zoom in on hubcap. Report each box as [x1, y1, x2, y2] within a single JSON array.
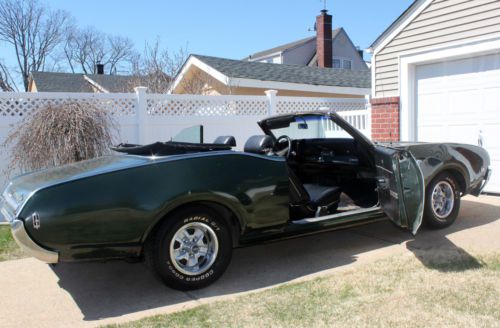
[[169, 222, 219, 276], [431, 181, 455, 220]]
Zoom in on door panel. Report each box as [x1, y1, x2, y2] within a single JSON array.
[[374, 146, 424, 234]]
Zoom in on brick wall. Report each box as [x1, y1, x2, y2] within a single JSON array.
[[316, 10, 332, 68], [370, 96, 400, 142]]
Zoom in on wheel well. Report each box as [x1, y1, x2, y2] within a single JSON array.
[[440, 169, 467, 194], [143, 201, 242, 249]]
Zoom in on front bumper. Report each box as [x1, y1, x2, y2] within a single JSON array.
[[9, 218, 59, 264], [478, 168, 492, 194], [1, 190, 58, 263], [1, 201, 59, 263]]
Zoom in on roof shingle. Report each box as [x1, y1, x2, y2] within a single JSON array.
[[30, 72, 141, 93], [193, 54, 371, 89], [31, 72, 93, 92]]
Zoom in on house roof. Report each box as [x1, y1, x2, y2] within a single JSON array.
[[30, 71, 141, 93], [191, 54, 371, 88], [85, 74, 138, 93], [246, 28, 342, 60], [31, 72, 93, 92], [369, 0, 421, 50]]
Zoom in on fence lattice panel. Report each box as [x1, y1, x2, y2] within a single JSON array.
[[0, 93, 137, 118], [146, 95, 269, 116], [276, 98, 366, 114]]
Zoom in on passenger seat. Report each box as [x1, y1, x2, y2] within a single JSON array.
[[213, 135, 237, 147]]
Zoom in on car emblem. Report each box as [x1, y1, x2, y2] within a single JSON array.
[[32, 212, 41, 229]]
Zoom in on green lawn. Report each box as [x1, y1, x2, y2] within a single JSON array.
[[0, 225, 25, 261], [107, 251, 500, 328]]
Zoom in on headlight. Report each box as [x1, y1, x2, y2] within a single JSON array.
[[1, 184, 25, 220]]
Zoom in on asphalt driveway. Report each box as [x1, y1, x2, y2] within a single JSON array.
[[0, 195, 498, 328]]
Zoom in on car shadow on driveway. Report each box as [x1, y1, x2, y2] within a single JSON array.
[[50, 199, 499, 321]]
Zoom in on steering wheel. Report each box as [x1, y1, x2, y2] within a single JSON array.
[[273, 135, 292, 158]]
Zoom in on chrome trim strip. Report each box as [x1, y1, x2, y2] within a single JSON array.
[[410, 151, 426, 235], [292, 206, 383, 225], [10, 219, 58, 263], [15, 151, 286, 216]]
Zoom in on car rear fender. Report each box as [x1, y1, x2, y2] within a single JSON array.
[[141, 192, 248, 247]]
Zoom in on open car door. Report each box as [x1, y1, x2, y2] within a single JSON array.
[[374, 146, 425, 235]]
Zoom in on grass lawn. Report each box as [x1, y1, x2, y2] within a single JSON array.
[[0, 225, 25, 261], [107, 251, 500, 328]]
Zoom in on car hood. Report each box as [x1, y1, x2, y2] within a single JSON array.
[[3, 155, 151, 210]]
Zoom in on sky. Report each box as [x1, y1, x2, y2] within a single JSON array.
[[0, 0, 414, 83]]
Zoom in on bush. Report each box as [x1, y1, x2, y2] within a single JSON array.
[[4, 102, 117, 172]]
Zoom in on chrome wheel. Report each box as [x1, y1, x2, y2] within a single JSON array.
[[431, 181, 455, 220], [169, 222, 219, 276]]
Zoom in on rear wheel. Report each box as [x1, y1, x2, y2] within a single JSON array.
[[146, 206, 232, 290], [423, 172, 461, 229]]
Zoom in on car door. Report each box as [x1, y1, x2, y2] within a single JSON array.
[[374, 146, 424, 235]]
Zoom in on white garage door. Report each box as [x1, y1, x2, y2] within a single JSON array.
[[416, 52, 500, 193]]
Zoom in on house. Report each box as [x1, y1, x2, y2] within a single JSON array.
[[367, 0, 500, 193], [29, 65, 141, 93], [170, 54, 370, 97], [245, 18, 366, 71], [171, 10, 371, 98]]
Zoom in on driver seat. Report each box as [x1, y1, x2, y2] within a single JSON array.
[[288, 168, 341, 218]]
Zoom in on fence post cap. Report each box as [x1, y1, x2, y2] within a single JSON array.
[[134, 86, 148, 93], [264, 89, 278, 96]]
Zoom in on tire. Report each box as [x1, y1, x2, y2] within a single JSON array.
[[146, 206, 232, 290], [423, 172, 461, 229]]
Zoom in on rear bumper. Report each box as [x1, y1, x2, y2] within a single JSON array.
[[10, 219, 59, 264]]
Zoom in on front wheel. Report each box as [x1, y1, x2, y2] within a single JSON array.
[[146, 206, 232, 290], [423, 172, 461, 229]]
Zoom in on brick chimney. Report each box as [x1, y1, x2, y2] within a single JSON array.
[[316, 9, 332, 68], [96, 63, 104, 75]]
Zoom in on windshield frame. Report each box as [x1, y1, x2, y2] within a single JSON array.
[[258, 112, 374, 149]]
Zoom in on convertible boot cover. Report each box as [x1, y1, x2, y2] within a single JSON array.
[[111, 141, 232, 156]]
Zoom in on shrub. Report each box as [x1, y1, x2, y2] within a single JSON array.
[[4, 102, 117, 172]]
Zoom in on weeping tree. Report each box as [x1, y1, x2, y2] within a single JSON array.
[[4, 102, 117, 173]]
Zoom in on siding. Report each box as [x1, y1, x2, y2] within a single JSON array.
[[374, 0, 500, 97], [332, 29, 368, 70]]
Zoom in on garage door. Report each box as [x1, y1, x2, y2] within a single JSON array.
[[416, 52, 500, 193]]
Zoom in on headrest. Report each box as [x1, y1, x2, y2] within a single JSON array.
[[244, 135, 273, 155], [213, 135, 237, 147]]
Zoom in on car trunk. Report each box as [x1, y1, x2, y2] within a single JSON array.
[[4, 155, 151, 209]]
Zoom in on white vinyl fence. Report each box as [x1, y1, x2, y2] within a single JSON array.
[[0, 88, 370, 189]]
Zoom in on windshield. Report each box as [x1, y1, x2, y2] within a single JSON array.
[[269, 115, 353, 140], [171, 125, 203, 143]]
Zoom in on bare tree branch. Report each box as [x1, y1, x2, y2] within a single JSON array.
[[128, 40, 187, 93], [63, 27, 135, 75], [0, 0, 70, 90], [0, 59, 16, 91]]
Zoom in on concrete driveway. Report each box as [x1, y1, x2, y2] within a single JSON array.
[[0, 195, 499, 328]]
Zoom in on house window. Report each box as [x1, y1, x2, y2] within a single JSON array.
[[343, 60, 352, 70], [333, 57, 352, 70]]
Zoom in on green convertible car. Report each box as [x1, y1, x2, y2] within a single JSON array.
[[1, 112, 491, 290]]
